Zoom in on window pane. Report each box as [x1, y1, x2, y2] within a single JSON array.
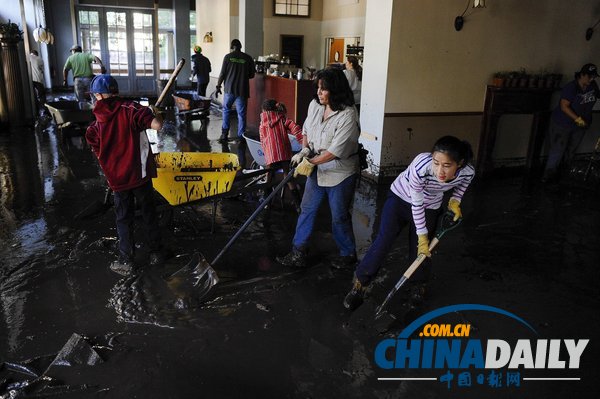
[[106, 11, 128, 76], [189, 11, 196, 30], [274, 0, 310, 17], [133, 12, 154, 76], [158, 9, 173, 29], [78, 10, 103, 74]]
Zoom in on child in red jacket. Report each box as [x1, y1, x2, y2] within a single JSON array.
[[85, 74, 167, 276], [259, 99, 303, 212]]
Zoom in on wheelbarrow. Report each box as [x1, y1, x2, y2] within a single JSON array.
[[45, 100, 94, 132]]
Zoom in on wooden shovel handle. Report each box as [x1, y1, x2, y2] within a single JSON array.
[[156, 58, 186, 107], [402, 237, 440, 280]]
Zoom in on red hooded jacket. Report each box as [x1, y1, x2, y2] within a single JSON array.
[[259, 110, 303, 165], [86, 97, 157, 192]]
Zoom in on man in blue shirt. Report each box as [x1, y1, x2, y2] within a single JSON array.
[[543, 63, 599, 182]]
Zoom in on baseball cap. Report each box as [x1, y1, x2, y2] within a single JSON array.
[[580, 63, 598, 77], [70, 44, 82, 51], [90, 74, 119, 94], [193, 45, 202, 53]]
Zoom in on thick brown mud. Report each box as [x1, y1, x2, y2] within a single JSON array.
[[1, 112, 599, 398]]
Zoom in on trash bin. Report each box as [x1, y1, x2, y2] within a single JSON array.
[[156, 79, 175, 107]]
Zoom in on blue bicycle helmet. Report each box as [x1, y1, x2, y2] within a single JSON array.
[[90, 74, 119, 94]]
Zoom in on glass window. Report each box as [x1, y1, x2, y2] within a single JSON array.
[[78, 10, 103, 74], [133, 12, 154, 77], [157, 9, 175, 72], [105, 11, 128, 76], [158, 9, 174, 30], [274, 0, 310, 17]]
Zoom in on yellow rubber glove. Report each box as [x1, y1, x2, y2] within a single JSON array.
[[448, 198, 462, 222], [417, 234, 431, 257], [294, 158, 315, 177], [574, 116, 586, 128]]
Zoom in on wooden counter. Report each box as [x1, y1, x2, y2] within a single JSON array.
[[247, 74, 315, 133]]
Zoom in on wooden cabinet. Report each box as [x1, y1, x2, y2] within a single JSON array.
[[247, 74, 315, 133]]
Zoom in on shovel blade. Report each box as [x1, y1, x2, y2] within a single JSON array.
[[170, 252, 219, 301], [191, 253, 219, 293]]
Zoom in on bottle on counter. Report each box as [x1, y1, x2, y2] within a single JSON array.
[[297, 69, 304, 80]]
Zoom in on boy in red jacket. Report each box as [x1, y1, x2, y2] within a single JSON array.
[[85, 74, 166, 276]]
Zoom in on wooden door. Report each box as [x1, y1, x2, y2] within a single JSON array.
[[328, 38, 344, 64]]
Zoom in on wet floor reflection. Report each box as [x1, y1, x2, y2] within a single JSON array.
[[0, 111, 395, 333]]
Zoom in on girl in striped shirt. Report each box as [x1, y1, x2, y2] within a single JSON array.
[[344, 136, 475, 311], [259, 99, 304, 212]]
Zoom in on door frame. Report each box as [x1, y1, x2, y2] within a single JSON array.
[[75, 5, 157, 95]]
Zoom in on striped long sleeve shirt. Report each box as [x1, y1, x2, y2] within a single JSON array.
[[390, 152, 475, 235], [259, 110, 303, 165]]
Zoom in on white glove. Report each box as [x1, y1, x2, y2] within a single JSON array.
[[291, 147, 311, 167]]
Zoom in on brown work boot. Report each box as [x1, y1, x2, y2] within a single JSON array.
[[343, 276, 368, 311]]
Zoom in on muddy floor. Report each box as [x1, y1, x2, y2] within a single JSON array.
[[1, 107, 599, 398]]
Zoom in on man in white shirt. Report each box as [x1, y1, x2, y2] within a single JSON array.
[[29, 50, 47, 116]]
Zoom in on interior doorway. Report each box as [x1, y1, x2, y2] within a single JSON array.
[[325, 36, 361, 67], [77, 7, 157, 95]]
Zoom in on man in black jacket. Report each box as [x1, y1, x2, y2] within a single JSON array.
[[191, 45, 211, 96], [216, 39, 255, 166]]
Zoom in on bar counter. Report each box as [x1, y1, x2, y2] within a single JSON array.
[[247, 74, 315, 133]]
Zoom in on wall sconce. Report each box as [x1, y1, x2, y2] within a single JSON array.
[[455, 0, 487, 31], [585, 19, 600, 40], [203, 32, 213, 43]]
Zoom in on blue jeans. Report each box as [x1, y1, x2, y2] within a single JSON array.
[[74, 77, 92, 104], [355, 191, 441, 285], [222, 93, 247, 138], [292, 172, 357, 257], [113, 181, 161, 260]]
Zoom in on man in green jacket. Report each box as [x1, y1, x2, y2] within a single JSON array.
[[63, 44, 106, 103]]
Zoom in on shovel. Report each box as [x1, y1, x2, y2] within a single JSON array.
[[173, 168, 298, 299], [374, 211, 462, 320]]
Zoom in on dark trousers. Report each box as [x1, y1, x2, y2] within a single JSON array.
[[196, 81, 208, 97], [33, 81, 46, 114], [355, 191, 441, 285], [543, 121, 586, 178], [113, 181, 161, 260]]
